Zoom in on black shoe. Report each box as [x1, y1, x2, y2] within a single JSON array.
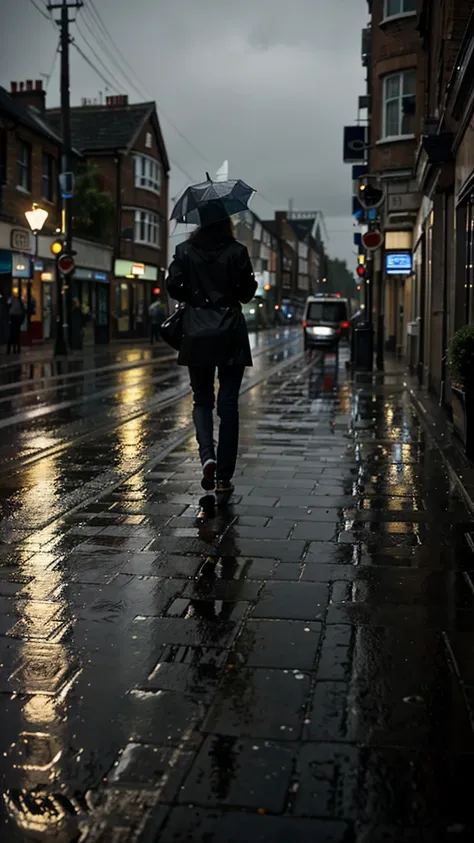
[[216, 480, 234, 507], [201, 459, 217, 491]]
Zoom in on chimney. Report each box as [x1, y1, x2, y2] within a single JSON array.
[[10, 79, 46, 113], [106, 94, 129, 107]]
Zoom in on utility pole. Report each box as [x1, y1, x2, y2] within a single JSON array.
[[48, 0, 82, 356]]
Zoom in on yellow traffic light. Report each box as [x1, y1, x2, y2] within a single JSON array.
[[358, 254, 365, 266], [51, 240, 63, 256]]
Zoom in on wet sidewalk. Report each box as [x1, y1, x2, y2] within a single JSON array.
[[1, 348, 474, 842]]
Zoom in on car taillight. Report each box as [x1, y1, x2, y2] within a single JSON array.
[[341, 321, 349, 329], [302, 321, 307, 328]]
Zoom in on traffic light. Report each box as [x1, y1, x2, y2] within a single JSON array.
[[356, 264, 366, 281], [51, 239, 63, 256]]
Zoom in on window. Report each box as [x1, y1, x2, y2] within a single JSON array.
[[307, 301, 348, 323], [41, 152, 54, 202], [145, 132, 152, 149], [134, 210, 161, 248], [382, 69, 416, 138], [134, 154, 161, 194], [384, 0, 416, 18], [16, 140, 31, 192]]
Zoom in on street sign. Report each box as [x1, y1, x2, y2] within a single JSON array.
[[57, 253, 75, 275], [59, 172, 75, 200], [362, 230, 383, 251], [343, 126, 367, 163]]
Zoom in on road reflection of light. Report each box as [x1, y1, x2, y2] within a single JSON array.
[[6, 455, 73, 830]]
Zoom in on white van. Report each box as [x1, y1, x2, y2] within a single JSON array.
[[302, 295, 350, 350]]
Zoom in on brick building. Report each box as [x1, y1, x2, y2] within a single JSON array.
[[413, 1, 474, 402], [47, 95, 170, 339], [364, 0, 424, 356], [0, 81, 63, 344], [362, 0, 474, 411]]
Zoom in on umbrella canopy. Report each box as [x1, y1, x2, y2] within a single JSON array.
[[170, 175, 255, 226]]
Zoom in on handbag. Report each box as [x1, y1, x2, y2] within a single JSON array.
[[159, 305, 185, 350], [182, 302, 241, 341]]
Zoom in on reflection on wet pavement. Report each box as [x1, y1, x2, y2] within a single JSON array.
[[1, 337, 474, 841]]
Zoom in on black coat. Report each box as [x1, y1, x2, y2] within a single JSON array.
[[167, 234, 257, 367]]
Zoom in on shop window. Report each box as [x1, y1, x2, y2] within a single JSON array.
[[16, 140, 31, 192], [134, 154, 161, 194], [384, 0, 416, 18], [134, 210, 161, 248], [41, 152, 55, 202], [382, 69, 416, 139]]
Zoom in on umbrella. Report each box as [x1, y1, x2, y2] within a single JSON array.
[[170, 173, 255, 226]]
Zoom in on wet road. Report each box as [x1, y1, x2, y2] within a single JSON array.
[[1, 333, 474, 842]]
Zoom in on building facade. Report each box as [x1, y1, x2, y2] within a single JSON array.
[[365, 0, 424, 357], [0, 81, 63, 345], [47, 94, 170, 339]]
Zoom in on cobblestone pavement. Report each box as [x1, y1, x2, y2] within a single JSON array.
[[1, 337, 474, 842]]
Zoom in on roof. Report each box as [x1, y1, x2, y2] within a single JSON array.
[[289, 217, 315, 241], [0, 86, 63, 145], [46, 101, 170, 171]]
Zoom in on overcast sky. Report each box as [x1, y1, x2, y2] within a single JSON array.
[[1, 0, 368, 268]]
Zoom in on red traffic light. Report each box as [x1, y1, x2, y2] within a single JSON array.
[[153, 287, 161, 295], [57, 253, 75, 275], [356, 265, 366, 278]]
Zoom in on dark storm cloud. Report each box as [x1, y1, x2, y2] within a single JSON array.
[[2, 0, 368, 265]]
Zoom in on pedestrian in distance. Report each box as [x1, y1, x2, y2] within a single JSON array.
[[149, 299, 165, 344], [166, 213, 257, 504], [6, 292, 25, 355], [70, 298, 86, 351]]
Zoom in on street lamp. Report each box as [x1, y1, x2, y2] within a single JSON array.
[[25, 204, 49, 341]]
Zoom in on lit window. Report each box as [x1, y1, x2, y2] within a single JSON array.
[[16, 140, 31, 192], [145, 132, 152, 149], [134, 210, 161, 248], [382, 69, 416, 138], [134, 154, 161, 194], [384, 0, 416, 18]]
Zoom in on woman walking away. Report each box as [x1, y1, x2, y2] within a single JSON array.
[[167, 213, 257, 502]]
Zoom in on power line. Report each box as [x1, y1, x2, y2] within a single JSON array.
[[71, 39, 124, 92], [28, 0, 52, 21], [81, 0, 213, 168], [79, 5, 146, 101], [74, 20, 126, 94], [44, 38, 60, 91]]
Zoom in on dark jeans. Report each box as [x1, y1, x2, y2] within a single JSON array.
[[150, 324, 160, 343], [189, 365, 245, 482]]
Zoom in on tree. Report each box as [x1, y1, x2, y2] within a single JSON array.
[[327, 257, 358, 302], [72, 163, 115, 244]]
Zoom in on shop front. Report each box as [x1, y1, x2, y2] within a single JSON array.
[[113, 259, 164, 338], [0, 249, 34, 345], [70, 268, 111, 345]]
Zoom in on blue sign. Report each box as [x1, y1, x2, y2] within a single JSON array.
[[368, 209, 377, 220], [94, 272, 108, 282], [352, 196, 363, 220], [386, 252, 413, 275], [352, 165, 368, 181], [353, 232, 362, 248]]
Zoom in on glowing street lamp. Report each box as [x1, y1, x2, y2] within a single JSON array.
[[25, 204, 49, 238], [24, 204, 49, 337]]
